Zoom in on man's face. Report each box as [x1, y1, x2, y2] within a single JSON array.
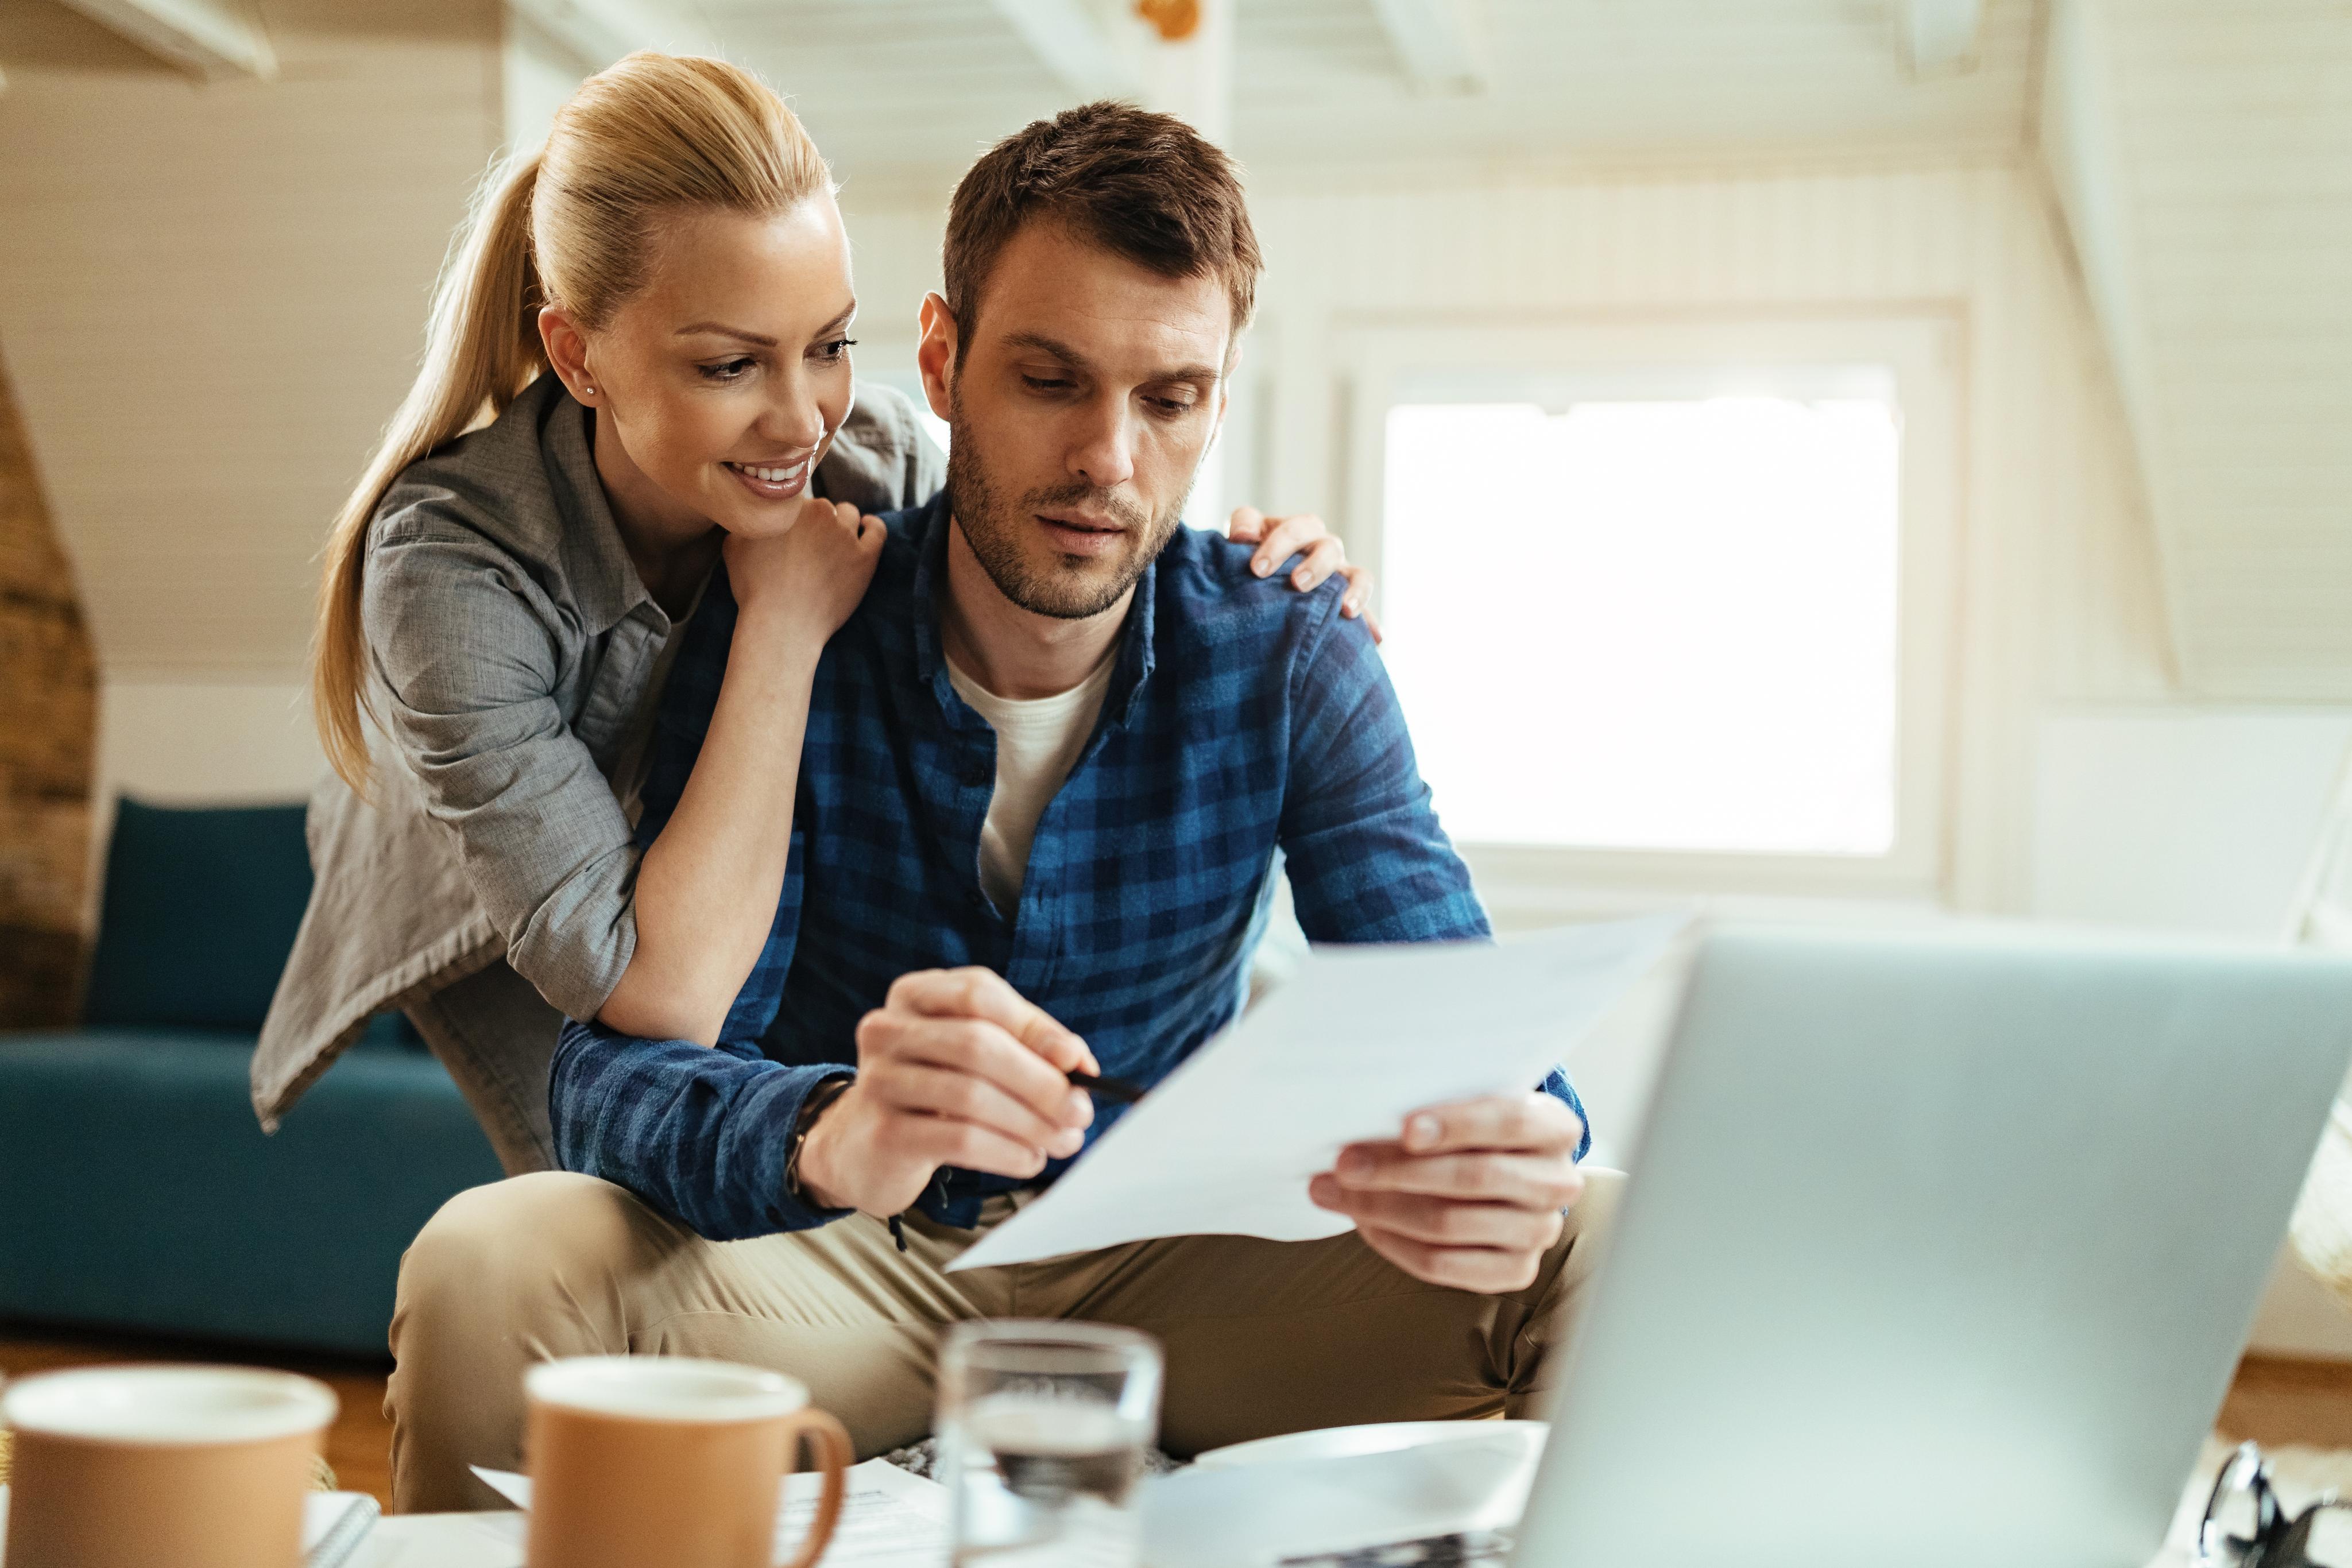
[[920, 222, 1232, 620]]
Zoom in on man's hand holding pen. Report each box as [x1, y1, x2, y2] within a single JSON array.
[[796, 967, 1101, 1216]]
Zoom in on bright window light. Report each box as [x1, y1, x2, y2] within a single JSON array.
[[1380, 396, 1901, 856]]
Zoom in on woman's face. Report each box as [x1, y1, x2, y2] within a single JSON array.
[[544, 194, 858, 543]]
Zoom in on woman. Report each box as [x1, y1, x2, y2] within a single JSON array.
[[254, 53, 1372, 1172]]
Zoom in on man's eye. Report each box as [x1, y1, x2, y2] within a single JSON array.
[[700, 358, 756, 382], [1022, 375, 1074, 393], [1149, 397, 1198, 417]]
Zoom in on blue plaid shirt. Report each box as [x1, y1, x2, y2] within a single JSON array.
[[548, 492, 1587, 1240]]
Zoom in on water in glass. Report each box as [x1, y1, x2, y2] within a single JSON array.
[[937, 1321, 1162, 1567]]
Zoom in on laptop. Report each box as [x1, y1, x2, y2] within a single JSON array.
[[1511, 920, 2352, 1568]]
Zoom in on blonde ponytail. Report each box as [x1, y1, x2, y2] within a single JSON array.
[[311, 52, 830, 792]]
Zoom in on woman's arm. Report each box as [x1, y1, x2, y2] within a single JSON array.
[[598, 500, 880, 1044]]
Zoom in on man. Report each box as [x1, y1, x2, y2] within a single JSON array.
[[387, 102, 1616, 1514]]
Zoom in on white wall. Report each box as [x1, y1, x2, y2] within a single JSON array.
[[2034, 708, 2352, 938], [0, 0, 502, 679]]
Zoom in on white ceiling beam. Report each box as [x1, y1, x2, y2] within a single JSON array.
[[986, 0, 1143, 100], [505, 0, 724, 75], [53, 0, 275, 80], [1366, 0, 1486, 94], [1898, 0, 1985, 77]]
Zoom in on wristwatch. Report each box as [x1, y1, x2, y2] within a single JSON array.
[[783, 1075, 855, 1207]]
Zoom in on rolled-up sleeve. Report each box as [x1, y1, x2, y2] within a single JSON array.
[[362, 524, 640, 1021]]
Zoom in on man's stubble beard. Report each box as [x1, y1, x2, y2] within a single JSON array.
[[944, 386, 1193, 621]]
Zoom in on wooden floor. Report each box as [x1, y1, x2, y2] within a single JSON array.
[[5, 1327, 2352, 1511]]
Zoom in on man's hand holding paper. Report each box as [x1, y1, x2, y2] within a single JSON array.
[[1311, 1091, 1589, 1294], [949, 916, 1684, 1277]]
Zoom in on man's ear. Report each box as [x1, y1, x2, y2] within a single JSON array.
[[538, 307, 595, 403], [915, 292, 959, 423]]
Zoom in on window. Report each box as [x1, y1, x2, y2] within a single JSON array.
[[1344, 318, 1960, 905]]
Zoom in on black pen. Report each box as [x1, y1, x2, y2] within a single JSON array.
[[1066, 1070, 1148, 1105]]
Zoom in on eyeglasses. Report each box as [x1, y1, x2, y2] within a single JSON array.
[[2199, 1443, 2352, 1568]]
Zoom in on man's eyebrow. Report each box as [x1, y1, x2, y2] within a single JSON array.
[[1004, 330, 1218, 385]]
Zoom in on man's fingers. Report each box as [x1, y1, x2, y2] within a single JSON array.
[[1226, 504, 1267, 544], [1332, 1148, 1584, 1210], [1397, 1094, 1584, 1157], [1309, 1178, 1564, 1252], [883, 967, 1098, 1074], [898, 1113, 1054, 1182], [881, 1063, 1086, 1157], [868, 1013, 1092, 1129], [1347, 1224, 1544, 1295]]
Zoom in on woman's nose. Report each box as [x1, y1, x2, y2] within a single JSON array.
[[760, 389, 827, 452]]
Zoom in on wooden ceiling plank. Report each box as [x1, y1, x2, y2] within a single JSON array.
[[1365, 0, 1486, 92], [504, 0, 723, 74], [51, 0, 276, 80], [1900, 0, 1985, 77], [982, 0, 1142, 99]]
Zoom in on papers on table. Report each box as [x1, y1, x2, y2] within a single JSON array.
[[470, 1457, 950, 1567], [951, 917, 1688, 1271]]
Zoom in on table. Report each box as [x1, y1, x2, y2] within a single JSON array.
[[349, 1511, 2200, 1568]]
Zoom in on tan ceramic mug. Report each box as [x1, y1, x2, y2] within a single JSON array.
[[525, 1355, 852, 1568], [0, 1364, 336, 1568]]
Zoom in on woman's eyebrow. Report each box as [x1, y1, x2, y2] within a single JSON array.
[[674, 323, 777, 346]]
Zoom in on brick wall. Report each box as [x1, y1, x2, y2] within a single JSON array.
[[0, 345, 97, 1027]]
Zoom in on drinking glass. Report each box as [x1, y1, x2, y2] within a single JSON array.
[[936, 1321, 1163, 1567]]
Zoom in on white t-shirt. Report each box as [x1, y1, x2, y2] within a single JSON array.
[[945, 648, 1119, 915]]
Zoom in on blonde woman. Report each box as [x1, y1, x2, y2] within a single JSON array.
[[254, 53, 1369, 1172]]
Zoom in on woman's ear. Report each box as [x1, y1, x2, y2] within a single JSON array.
[[915, 292, 958, 423], [538, 307, 597, 405]]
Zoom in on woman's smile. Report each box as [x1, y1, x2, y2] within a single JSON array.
[[722, 455, 813, 500]]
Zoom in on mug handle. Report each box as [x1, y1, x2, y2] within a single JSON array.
[[776, 1407, 853, 1568]]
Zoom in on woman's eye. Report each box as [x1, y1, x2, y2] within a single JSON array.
[[814, 338, 857, 363], [700, 358, 756, 383]]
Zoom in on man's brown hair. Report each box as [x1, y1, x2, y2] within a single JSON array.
[[942, 102, 1262, 359]]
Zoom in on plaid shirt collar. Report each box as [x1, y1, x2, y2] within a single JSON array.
[[905, 492, 1162, 734]]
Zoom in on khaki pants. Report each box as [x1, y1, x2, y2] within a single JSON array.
[[386, 1168, 1626, 1513]]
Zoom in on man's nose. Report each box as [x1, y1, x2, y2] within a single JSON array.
[[1067, 394, 1137, 491]]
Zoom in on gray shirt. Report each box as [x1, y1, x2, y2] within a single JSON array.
[[251, 371, 944, 1130]]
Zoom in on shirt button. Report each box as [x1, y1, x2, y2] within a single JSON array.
[[961, 759, 991, 786]]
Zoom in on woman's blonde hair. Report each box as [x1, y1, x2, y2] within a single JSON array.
[[313, 52, 830, 791]]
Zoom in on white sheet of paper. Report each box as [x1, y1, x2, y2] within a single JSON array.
[[950, 916, 1688, 1272], [470, 1458, 949, 1567]]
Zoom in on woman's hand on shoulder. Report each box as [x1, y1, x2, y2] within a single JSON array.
[[1227, 506, 1382, 644], [724, 496, 885, 651]]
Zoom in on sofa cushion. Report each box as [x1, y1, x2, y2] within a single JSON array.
[[83, 797, 311, 1032], [0, 1028, 503, 1354]]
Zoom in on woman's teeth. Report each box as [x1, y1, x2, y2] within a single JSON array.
[[728, 460, 806, 484]]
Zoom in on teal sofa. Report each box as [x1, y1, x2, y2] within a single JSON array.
[[0, 799, 504, 1357]]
